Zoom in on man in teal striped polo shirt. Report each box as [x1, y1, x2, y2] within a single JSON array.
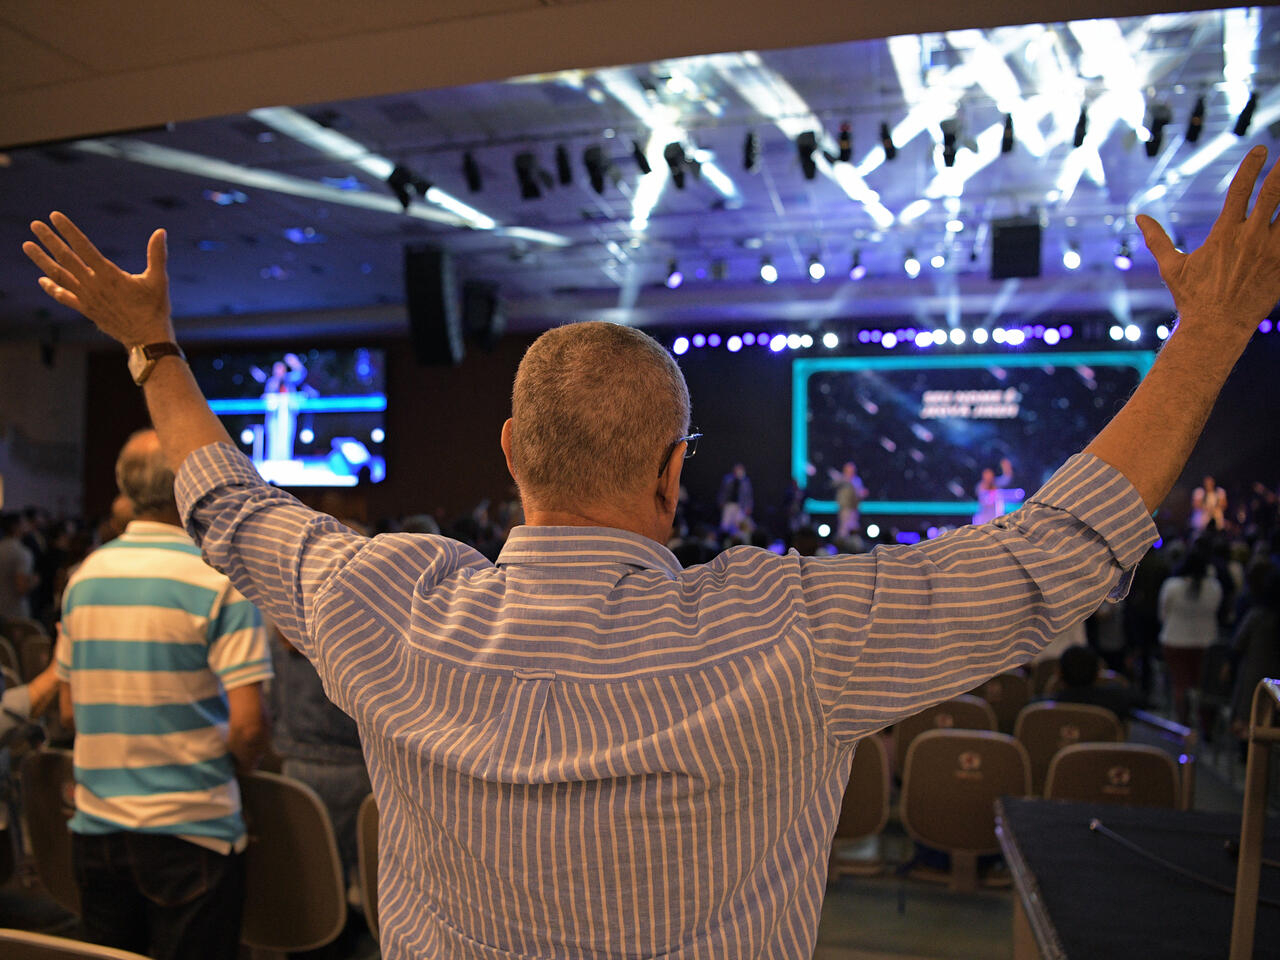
[[55, 428, 271, 960]]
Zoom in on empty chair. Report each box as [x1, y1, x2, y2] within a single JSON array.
[[357, 792, 379, 941], [1044, 743, 1182, 809], [900, 729, 1031, 891], [239, 770, 346, 953], [19, 748, 79, 916], [892, 695, 998, 775], [0, 929, 151, 960], [1014, 702, 1123, 795], [828, 733, 890, 878], [969, 671, 1032, 734]]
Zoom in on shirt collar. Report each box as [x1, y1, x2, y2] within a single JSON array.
[[122, 520, 191, 541], [497, 526, 682, 579]]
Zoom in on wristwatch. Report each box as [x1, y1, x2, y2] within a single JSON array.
[[127, 341, 186, 385]]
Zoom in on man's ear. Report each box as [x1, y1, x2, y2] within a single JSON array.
[[657, 443, 685, 512], [500, 419, 517, 480]]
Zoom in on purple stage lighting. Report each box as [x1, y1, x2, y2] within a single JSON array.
[[1261, 319, 1274, 334], [692, 333, 706, 348], [672, 336, 690, 355], [707, 333, 722, 347], [742, 332, 756, 346]]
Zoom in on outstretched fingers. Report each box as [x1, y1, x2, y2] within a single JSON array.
[[22, 239, 81, 293], [1218, 146, 1267, 227], [29, 220, 91, 281], [143, 228, 168, 279], [49, 211, 115, 275], [1136, 214, 1179, 273], [36, 276, 84, 314]]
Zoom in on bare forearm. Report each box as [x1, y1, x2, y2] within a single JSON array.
[[141, 353, 233, 474], [1085, 320, 1250, 512]]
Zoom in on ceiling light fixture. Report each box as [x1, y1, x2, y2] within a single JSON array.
[[849, 250, 866, 281], [879, 121, 897, 161], [555, 144, 573, 185], [1186, 95, 1206, 143], [665, 260, 684, 289], [1073, 107, 1088, 148], [631, 139, 652, 174], [837, 122, 853, 163], [664, 142, 689, 189], [1235, 92, 1258, 136], [1001, 113, 1014, 154], [940, 118, 959, 168], [904, 250, 921, 279], [796, 131, 819, 179], [744, 131, 760, 172], [760, 256, 778, 284], [808, 255, 825, 281], [582, 145, 613, 194], [462, 152, 481, 193], [514, 151, 545, 200], [1144, 103, 1171, 157], [1114, 239, 1133, 271], [387, 164, 430, 211]]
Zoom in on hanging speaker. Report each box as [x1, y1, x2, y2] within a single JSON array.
[[404, 245, 463, 366], [990, 218, 1042, 280], [461, 280, 504, 350]]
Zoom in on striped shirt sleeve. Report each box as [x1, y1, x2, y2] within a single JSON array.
[[801, 454, 1156, 743], [175, 443, 373, 661], [54, 621, 71, 683], [207, 584, 273, 690]]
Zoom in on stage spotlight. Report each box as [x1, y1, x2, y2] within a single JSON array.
[[240, 428, 255, 445], [742, 333, 756, 346], [1043, 327, 1061, 345], [1144, 104, 1171, 157], [1186, 95, 1206, 144], [930, 253, 946, 269], [992, 328, 1007, 344], [1260, 319, 1274, 334], [823, 331, 839, 349], [904, 251, 921, 278], [808, 255, 825, 281], [387, 164, 428, 210], [1001, 113, 1014, 154], [946, 218, 964, 233], [665, 261, 684, 289], [1073, 107, 1088, 147], [858, 330, 871, 343], [1108, 325, 1124, 341], [631, 139, 652, 174], [769, 334, 787, 352], [1114, 240, 1133, 271], [672, 336, 690, 355], [914, 331, 933, 348], [972, 328, 989, 344], [299, 427, 315, 444], [760, 257, 778, 284], [514, 152, 544, 200], [744, 131, 760, 172], [555, 144, 573, 185], [868, 330, 882, 342], [837, 122, 853, 163], [1155, 324, 1170, 340], [940, 118, 959, 167], [1235, 93, 1258, 136], [1124, 323, 1141, 342], [949, 328, 966, 345], [463, 152, 482, 193], [692, 333, 706, 348], [371, 428, 385, 444], [817, 524, 831, 538], [879, 122, 897, 161], [787, 333, 802, 349], [663, 143, 689, 189], [727, 335, 743, 352], [849, 250, 867, 280], [931, 329, 947, 345], [1063, 244, 1081, 270], [1059, 324, 1073, 339], [583, 146, 613, 194], [866, 523, 881, 539], [707, 333, 722, 347], [796, 132, 819, 179], [882, 332, 898, 349], [1006, 328, 1026, 346], [800, 333, 814, 348]]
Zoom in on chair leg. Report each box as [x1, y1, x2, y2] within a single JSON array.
[[950, 851, 978, 892]]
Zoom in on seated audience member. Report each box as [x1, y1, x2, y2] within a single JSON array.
[[0, 512, 39, 622], [1049, 645, 1143, 720], [0, 659, 60, 746], [55, 429, 271, 960], [22, 148, 1280, 960], [1230, 567, 1280, 737]]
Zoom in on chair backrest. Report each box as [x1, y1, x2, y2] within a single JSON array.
[[1029, 659, 1058, 696], [0, 636, 20, 681], [1044, 743, 1182, 809], [19, 749, 79, 916], [357, 792, 379, 941], [892, 695, 998, 774], [0, 929, 152, 960], [239, 770, 346, 952], [833, 733, 890, 843], [969, 671, 1032, 734], [900, 729, 1030, 855], [1014, 701, 1123, 794], [19, 633, 52, 683]]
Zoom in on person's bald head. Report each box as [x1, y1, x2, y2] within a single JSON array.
[[509, 321, 690, 512], [115, 428, 177, 519]]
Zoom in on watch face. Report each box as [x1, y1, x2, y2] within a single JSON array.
[[127, 345, 150, 383]]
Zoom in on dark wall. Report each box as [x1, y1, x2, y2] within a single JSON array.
[[83, 329, 1280, 530]]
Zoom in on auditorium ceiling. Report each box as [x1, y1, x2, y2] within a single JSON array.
[[1, 6, 1278, 343]]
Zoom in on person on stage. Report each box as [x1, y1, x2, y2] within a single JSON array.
[[829, 462, 868, 538], [1190, 474, 1228, 533], [973, 457, 1014, 525]]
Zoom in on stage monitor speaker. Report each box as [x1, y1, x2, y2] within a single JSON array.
[[461, 280, 504, 350], [404, 245, 463, 366], [990, 218, 1042, 280]]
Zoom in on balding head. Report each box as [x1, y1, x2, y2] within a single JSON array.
[[509, 322, 690, 512], [115, 428, 177, 518]]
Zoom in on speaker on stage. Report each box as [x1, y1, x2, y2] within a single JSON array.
[[990, 218, 1042, 280], [404, 245, 464, 366]]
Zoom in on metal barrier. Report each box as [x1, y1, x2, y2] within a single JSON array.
[[1229, 678, 1280, 960]]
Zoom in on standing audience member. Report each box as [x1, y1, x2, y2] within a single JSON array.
[[22, 146, 1280, 960], [55, 429, 271, 960], [0, 513, 39, 622], [1230, 566, 1280, 737], [1158, 549, 1223, 725]]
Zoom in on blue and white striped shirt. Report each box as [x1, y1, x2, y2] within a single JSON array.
[[57, 521, 272, 852], [177, 444, 1154, 958]]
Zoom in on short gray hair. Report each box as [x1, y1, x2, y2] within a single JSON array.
[[510, 322, 690, 510], [115, 429, 175, 516]]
